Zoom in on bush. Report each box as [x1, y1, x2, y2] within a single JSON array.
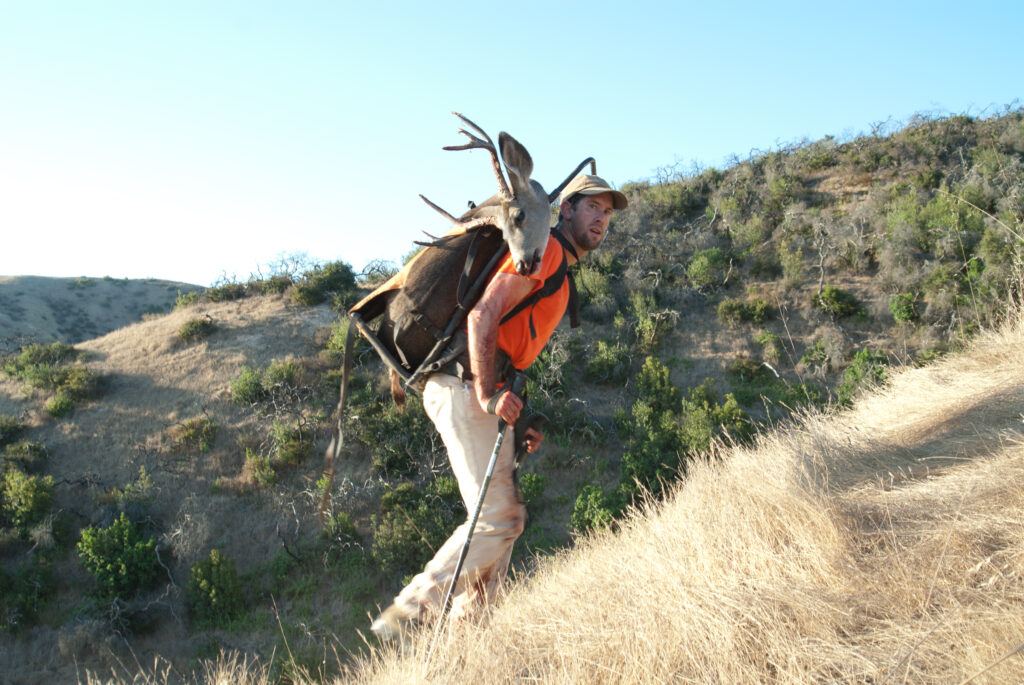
[[2, 469, 54, 533], [570, 485, 621, 535], [372, 477, 463, 579], [263, 358, 300, 389], [815, 285, 863, 318], [206, 280, 248, 302], [244, 449, 275, 488], [2, 342, 75, 382], [77, 513, 160, 599], [630, 291, 678, 354], [291, 261, 357, 307], [635, 356, 680, 412], [270, 421, 309, 467], [187, 549, 244, 627], [754, 330, 783, 364], [0, 415, 25, 447], [169, 416, 218, 453], [178, 316, 216, 343], [836, 348, 889, 406], [889, 292, 920, 323], [519, 472, 546, 509], [256, 274, 293, 295], [584, 340, 631, 385], [3, 441, 47, 471], [717, 298, 771, 326], [231, 366, 266, 405], [686, 248, 729, 290], [174, 290, 201, 309], [352, 393, 441, 478], [726, 358, 822, 409], [0, 556, 53, 633], [45, 392, 75, 418]]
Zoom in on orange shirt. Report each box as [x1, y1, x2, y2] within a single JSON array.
[[496, 234, 569, 370]]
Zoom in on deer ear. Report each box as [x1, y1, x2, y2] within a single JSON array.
[[498, 132, 534, 192]]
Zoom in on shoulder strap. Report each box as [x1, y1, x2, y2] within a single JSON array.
[[499, 229, 581, 338]]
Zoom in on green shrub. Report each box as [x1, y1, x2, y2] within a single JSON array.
[[187, 549, 244, 627], [57, 365, 98, 399], [353, 394, 441, 478], [244, 449, 275, 487], [207, 280, 248, 302], [263, 358, 300, 388], [178, 316, 216, 343], [836, 348, 889, 406], [2, 342, 75, 381], [45, 392, 75, 418], [815, 285, 863, 318], [686, 248, 729, 290], [777, 240, 805, 289], [372, 477, 463, 579], [630, 291, 677, 354], [726, 358, 822, 409], [889, 292, 920, 323], [584, 340, 631, 385], [113, 466, 154, 509], [2, 441, 47, 471], [256, 274, 293, 295], [754, 330, 783, 364], [635, 356, 680, 413], [291, 261, 357, 307], [0, 556, 53, 633], [519, 472, 546, 510], [270, 421, 309, 467], [76, 513, 160, 599], [717, 298, 771, 326], [174, 290, 201, 309], [0, 415, 25, 448], [169, 416, 218, 453], [231, 366, 266, 405], [678, 382, 753, 453], [576, 263, 617, 321], [570, 485, 621, 535], [322, 510, 359, 548], [2, 469, 54, 533]]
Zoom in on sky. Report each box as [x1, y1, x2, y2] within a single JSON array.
[[1, 1, 1021, 287]]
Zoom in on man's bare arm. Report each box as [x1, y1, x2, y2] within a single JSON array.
[[467, 272, 534, 424]]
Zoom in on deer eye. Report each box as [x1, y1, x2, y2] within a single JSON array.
[[513, 209, 525, 225]]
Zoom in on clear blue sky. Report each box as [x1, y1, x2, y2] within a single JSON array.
[[1, 1, 1021, 286]]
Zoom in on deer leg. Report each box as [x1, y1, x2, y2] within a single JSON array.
[[390, 368, 407, 409]]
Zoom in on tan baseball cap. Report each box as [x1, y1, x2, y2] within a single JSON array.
[[559, 174, 629, 210]]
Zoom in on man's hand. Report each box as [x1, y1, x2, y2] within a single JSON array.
[[523, 426, 544, 454], [482, 388, 523, 425]]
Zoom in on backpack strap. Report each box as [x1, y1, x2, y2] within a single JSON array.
[[499, 228, 581, 338]]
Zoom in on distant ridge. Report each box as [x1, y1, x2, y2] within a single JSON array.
[[0, 275, 203, 352]]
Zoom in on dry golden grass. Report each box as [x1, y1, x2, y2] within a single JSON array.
[[330, 307, 1024, 684], [94, 301, 1024, 684]]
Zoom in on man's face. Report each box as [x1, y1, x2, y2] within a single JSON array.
[[561, 192, 615, 252]]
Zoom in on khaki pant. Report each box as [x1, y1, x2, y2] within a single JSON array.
[[391, 373, 525, 620]]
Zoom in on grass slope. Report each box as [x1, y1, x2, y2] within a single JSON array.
[[0, 275, 202, 351], [341, 305, 1024, 683], [0, 294, 339, 683]]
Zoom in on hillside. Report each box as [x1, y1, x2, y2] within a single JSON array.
[[341, 301, 1024, 684], [1, 109, 1022, 683], [0, 275, 203, 352]]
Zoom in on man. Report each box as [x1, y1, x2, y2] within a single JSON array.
[[371, 174, 628, 640]]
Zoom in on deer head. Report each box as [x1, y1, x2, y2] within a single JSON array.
[[422, 113, 551, 276]]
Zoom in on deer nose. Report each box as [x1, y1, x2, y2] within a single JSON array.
[[515, 249, 541, 276]]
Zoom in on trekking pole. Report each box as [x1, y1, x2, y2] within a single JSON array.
[[438, 372, 527, 621]]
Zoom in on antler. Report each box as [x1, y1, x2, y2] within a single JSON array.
[[418, 194, 460, 223], [442, 112, 513, 201]]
